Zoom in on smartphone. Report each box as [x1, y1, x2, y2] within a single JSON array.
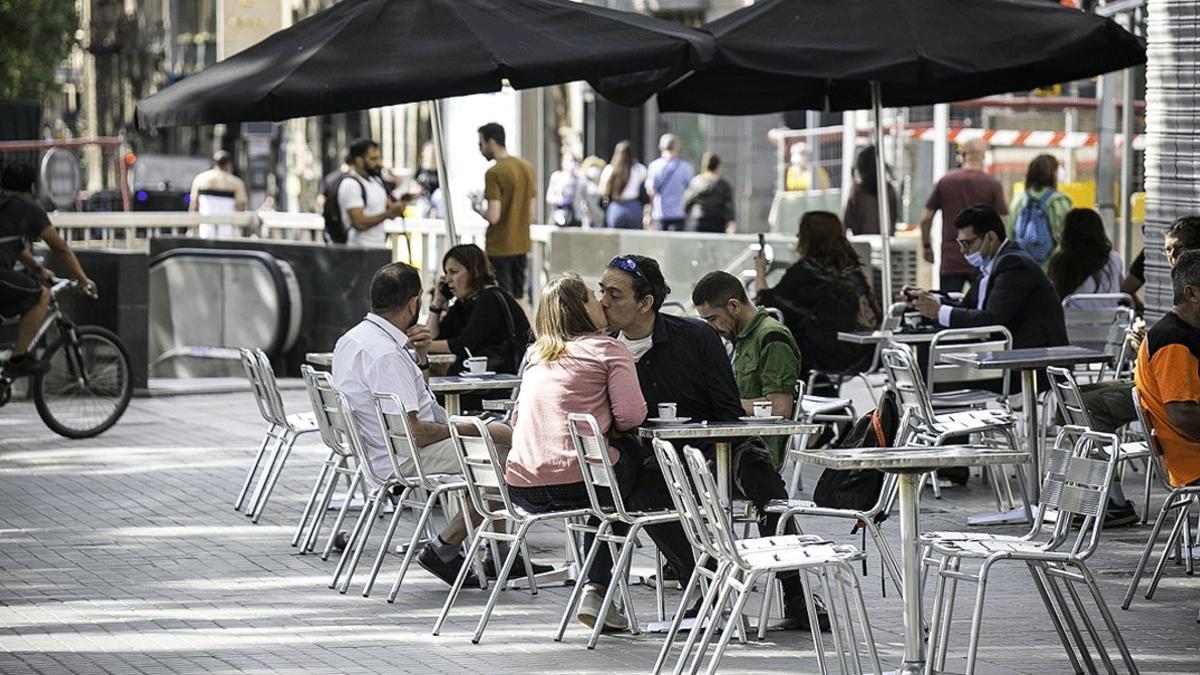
[[439, 282, 454, 299], [757, 233, 766, 259]]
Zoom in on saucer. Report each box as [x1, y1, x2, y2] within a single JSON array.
[[645, 417, 692, 424], [461, 370, 497, 378], [739, 415, 785, 422]]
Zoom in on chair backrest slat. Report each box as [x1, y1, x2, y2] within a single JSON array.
[[1130, 388, 1174, 491], [652, 440, 718, 559], [881, 346, 936, 428], [447, 415, 512, 520], [371, 394, 429, 487], [682, 446, 744, 566], [242, 348, 289, 426], [1038, 426, 1120, 557], [1047, 366, 1093, 429], [568, 413, 633, 520], [1061, 294, 1135, 354], [301, 365, 354, 459]]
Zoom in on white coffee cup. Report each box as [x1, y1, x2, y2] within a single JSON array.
[[753, 401, 773, 418], [658, 402, 678, 420], [464, 356, 488, 375]]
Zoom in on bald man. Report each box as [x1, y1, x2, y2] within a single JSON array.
[[920, 139, 1009, 292]]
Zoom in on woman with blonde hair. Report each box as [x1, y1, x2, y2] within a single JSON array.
[[505, 274, 648, 631]]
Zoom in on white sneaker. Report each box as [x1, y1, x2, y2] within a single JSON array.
[[576, 586, 629, 632]]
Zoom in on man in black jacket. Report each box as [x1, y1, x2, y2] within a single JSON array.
[[910, 204, 1068, 349], [600, 253, 828, 632]]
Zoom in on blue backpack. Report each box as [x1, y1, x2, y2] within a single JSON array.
[[1014, 189, 1056, 262]]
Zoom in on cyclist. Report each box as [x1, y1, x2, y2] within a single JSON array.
[[0, 162, 96, 377]]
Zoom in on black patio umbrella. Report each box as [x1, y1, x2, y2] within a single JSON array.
[[594, 0, 1145, 301], [137, 0, 713, 243]]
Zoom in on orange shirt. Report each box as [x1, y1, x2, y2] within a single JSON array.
[[1134, 311, 1200, 487]]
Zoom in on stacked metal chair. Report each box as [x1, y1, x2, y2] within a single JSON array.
[[236, 348, 318, 523], [922, 427, 1139, 675], [298, 366, 366, 559]]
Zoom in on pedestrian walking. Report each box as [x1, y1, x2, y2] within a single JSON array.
[[645, 133, 693, 231], [598, 141, 647, 230], [683, 152, 736, 234], [189, 150, 247, 239], [546, 154, 586, 227], [473, 122, 536, 302], [843, 145, 899, 236]]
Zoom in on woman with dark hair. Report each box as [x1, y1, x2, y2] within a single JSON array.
[[754, 211, 882, 378], [683, 152, 737, 233], [1008, 153, 1073, 262], [598, 141, 647, 230], [842, 145, 899, 236], [1047, 208, 1125, 301], [426, 243, 531, 374]]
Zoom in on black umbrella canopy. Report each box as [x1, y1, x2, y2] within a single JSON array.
[[137, 0, 713, 128], [596, 0, 1146, 114]]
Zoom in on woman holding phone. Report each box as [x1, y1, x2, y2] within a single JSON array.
[[425, 243, 531, 375]]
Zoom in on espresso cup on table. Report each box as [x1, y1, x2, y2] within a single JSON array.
[[658, 402, 678, 420], [753, 401, 773, 418], [464, 356, 488, 375]]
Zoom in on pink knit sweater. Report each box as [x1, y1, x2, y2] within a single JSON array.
[[505, 334, 647, 487]]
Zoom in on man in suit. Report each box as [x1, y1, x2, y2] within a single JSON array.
[[908, 203, 1068, 349]]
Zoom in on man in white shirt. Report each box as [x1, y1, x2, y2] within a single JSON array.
[[332, 263, 528, 585], [338, 139, 406, 248], [189, 151, 247, 239]]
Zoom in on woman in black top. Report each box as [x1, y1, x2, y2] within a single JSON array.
[[426, 244, 532, 374], [683, 152, 736, 233]]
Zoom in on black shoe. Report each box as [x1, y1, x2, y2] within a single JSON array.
[[1102, 502, 1139, 529], [938, 466, 970, 486], [644, 561, 682, 589], [418, 545, 480, 588], [331, 530, 351, 553], [483, 555, 555, 580], [774, 594, 831, 633], [3, 355, 48, 378]]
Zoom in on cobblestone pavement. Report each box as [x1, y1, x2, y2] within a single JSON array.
[[1, 387, 1197, 674]]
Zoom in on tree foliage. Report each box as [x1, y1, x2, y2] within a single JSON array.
[[0, 0, 79, 102]]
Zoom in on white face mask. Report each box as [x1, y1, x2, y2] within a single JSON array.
[[965, 250, 986, 268]]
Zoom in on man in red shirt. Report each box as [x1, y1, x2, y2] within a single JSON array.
[[919, 139, 1009, 292]]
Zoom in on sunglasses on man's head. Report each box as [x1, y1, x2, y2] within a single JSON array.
[[608, 256, 646, 280]]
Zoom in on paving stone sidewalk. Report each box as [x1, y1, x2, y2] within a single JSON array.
[[1, 389, 1197, 674]]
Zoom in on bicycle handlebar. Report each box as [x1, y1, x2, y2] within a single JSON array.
[[47, 276, 97, 300]]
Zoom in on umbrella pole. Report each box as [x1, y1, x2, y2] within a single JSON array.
[[870, 81, 893, 304], [430, 98, 459, 246]]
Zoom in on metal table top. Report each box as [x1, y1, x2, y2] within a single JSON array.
[[796, 445, 1029, 473], [942, 345, 1112, 371], [429, 374, 522, 393], [306, 352, 456, 367], [638, 420, 821, 440], [837, 329, 940, 345]]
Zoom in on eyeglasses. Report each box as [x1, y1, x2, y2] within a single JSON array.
[[608, 256, 646, 281], [955, 236, 980, 250]]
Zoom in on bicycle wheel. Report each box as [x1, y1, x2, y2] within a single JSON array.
[[33, 325, 132, 439]]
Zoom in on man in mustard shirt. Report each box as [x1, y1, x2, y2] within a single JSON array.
[[473, 123, 535, 301]]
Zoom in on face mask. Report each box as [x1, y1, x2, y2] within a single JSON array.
[[965, 250, 986, 269]]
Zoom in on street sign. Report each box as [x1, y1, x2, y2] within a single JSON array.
[[39, 147, 81, 208]]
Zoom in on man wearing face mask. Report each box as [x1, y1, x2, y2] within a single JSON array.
[[908, 204, 1068, 349], [338, 138, 407, 248]]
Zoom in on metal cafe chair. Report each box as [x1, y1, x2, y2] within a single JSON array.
[[556, 413, 679, 649], [366, 393, 472, 599], [1046, 365, 1154, 520], [782, 379, 857, 498], [678, 445, 882, 675], [236, 348, 319, 523], [298, 365, 364, 556], [881, 346, 1030, 516], [433, 415, 588, 644], [922, 427, 1139, 675], [1123, 389, 1200, 611], [1061, 293, 1136, 382], [924, 325, 1012, 410]]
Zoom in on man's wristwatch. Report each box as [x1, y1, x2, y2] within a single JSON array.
[[429, 305, 444, 314], [417, 359, 431, 371]]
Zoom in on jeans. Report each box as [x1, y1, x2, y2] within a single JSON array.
[[488, 254, 527, 300]]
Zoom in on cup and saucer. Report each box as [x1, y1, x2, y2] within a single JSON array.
[[738, 401, 784, 423], [461, 356, 495, 378], [645, 403, 691, 424]]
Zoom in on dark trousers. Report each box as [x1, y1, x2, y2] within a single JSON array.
[[939, 273, 972, 293], [638, 438, 805, 601], [489, 254, 528, 300], [656, 218, 687, 232]]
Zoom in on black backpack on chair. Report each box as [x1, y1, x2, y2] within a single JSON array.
[[811, 389, 901, 521]]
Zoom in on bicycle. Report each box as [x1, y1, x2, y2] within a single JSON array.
[[0, 276, 132, 438]]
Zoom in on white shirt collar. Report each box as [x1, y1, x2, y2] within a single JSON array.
[[363, 313, 411, 349]]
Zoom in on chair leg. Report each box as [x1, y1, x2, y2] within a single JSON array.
[[303, 462, 344, 553], [865, 520, 904, 598], [555, 520, 610, 642], [687, 574, 737, 675], [386, 493, 441, 603], [361, 487, 412, 597], [653, 559, 708, 675], [251, 431, 299, 523], [321, 471, 362, 561], [472, 522, 531, 644], [923, 555, 952, 674], [1077, 563, 1141, 675], [234, 428, 276, 511], [1141, 458, 1153, 525], [1145, 505, 1190, 601], [1123, 495, 1179, 609], [831, 565, 866, 675], [654, 547, 666, 622], [1041, 568, 1098, 675], [839, 562, 883, 675], [1025, 563, 1085, 675], [432, 521, 489, 636], [245, 429, 286, 517], [588, 531, 640, 648], [1060, 573, 1117, 674], [674, 564, 731, 675], [755, 570, 776, 640], [817, 567, 853, 675], [963, 564, 992, 675], [703, 575, 756, 675], [292, 452, 334, 547], [330, 491, 378, 590]]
